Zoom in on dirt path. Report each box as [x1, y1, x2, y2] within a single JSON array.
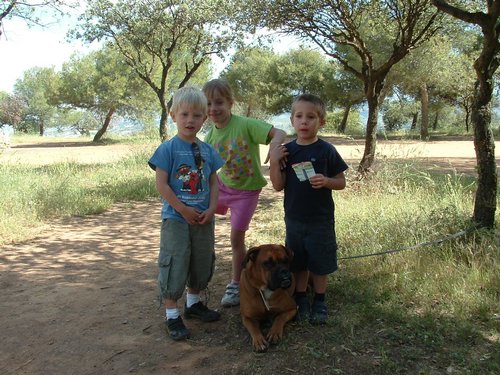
[[0, 138, 498, 374], [1, 137, 491, 175], [1, 200, 257, 375]]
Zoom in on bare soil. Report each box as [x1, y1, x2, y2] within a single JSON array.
[[0, 137, 497, 375]]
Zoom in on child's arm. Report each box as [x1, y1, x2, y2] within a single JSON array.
[[264, 127, 287, 164], [155, 167, 201, 224], [269, 144, 288, 191], [197, 171, 218, 225], [309, 171, 346, 190]]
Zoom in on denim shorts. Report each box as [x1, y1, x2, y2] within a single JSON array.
[[157, 219, 215, 301], [285, 216, 338, 275]]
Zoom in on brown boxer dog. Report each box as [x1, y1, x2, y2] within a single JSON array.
[[240, 244, 297, 352]]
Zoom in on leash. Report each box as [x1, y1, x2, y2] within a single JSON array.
[[259, 289, 271, 311], [338, 228, 473, 261]]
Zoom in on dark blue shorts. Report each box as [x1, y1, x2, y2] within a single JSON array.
[[285, 216, 338, 275]]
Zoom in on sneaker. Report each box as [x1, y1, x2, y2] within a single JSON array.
[[294, 295, 311, 322], [166, 316, 190, 341], [310, 300, 328, 325], [221, 283, 240, 307], [184, 301, 221, 322]]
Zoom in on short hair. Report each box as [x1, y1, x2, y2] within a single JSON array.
[[202, 78, 234, 104], [291, 94, 326, 120], [171, 86, 208, 114]]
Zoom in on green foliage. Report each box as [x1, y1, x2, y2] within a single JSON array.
[[74, 0, 244, 139], [0, 142, 158, 244], [222, 47, 343, 116], [1, 138, 498, 373], [382, 100, 415, 131], [13, 66, 61, 134], [268, 48, 341, 113], [246, 160, 499, 374], [222, 46, 278, 117], [324, 110, 364, 134], [57, 44, 158, 139], [0, 93, 25, 128]]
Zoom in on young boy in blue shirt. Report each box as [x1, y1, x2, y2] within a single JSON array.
[[148, 86, 225, 340], [269, 93, 348, 325]]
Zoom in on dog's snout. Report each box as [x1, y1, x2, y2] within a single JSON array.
[[278, 267, 291, 288], [279, 268, 289, 278], [280, 278, 291, 288], [268, 264, 292, 290]]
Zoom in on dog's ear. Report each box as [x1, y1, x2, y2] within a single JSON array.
[[242, 246, 260, 268]]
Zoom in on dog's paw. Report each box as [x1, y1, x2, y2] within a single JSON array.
[[266, 328, 284, 345], [252, 335, 269, 352]]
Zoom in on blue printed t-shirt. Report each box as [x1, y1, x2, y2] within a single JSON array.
[[148, 136, 224, 223], [204, 114, 272, 191], [284, 138, 348, 222]]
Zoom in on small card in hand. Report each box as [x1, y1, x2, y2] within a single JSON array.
[[292, 161, 316, 181]]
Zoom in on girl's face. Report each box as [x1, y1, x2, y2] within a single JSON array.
[[290, 100, 325, 145], [206, 92, 232, 128]]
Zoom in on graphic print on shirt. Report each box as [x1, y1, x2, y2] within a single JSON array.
[[213, 138, 253, 181], [175, 163, 204, 195]]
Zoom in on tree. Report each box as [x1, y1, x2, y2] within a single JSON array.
[[58, 45, 157, 142], [327, 45, 366, 133], [250, 0, 442, 173], [0, 0, 72, 38], [432, 0, 499, 229], [73, 0, 243, 141], [13, 67, 59, 135], [389, 35, 475, 137], [268, 48, 341, 114], [223, 47, 346, 118], [222, 47, 278, 117], [0, 92, 25, 128]]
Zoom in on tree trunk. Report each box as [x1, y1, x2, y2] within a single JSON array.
[[359, 94, 379, 173], [339, 104, 351, 133], [464, 97, 472, 132], [431, 0, 498, 228], [39, 122, 44, 136], [93, 108, 116, 143], [159, 105, 169, 142], [432, 111, 439, 130], [420, 82, 429, 139], [411, 112, 418, 130], [472, 62, 497, 228]]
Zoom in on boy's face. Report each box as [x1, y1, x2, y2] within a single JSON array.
[[290, 100, 325, 143], [170, 103, 207, 142], [206, 91, 232, 128]]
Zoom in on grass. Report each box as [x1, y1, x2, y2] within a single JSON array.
[[0, 137, 158, 244], [1, 134, 499, 374], [246, 159, 499, 374]]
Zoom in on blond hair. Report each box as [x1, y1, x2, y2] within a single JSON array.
[[171, 86, 208, 114], [202, 78, 234, 104]]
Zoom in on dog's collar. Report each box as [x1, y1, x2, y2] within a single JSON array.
[[259, 288, 272, 311]]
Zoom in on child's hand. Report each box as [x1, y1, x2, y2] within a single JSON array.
[[269, 144, 288, 169], [309, 173, 328, 189], [197, 208, 215, 225], [180, 206, 202, 225]]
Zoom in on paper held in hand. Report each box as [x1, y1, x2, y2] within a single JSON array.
[[292, 161, 316, 181]]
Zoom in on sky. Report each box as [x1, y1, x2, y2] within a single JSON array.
[[0, 12, 299, 95], [0, 15, 95, 93]]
